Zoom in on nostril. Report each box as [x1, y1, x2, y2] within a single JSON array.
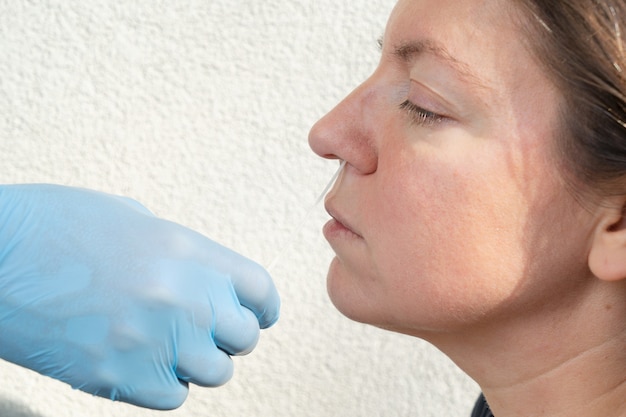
[[308, 119, 378, 174], [308, 82, 379, 174]]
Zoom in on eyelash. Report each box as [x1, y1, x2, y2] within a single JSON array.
[[399, 100, 446, 127]]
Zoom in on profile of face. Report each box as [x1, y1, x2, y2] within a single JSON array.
[[309, 0, 602, 339]]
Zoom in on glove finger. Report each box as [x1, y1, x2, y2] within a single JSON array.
[[116, 379, 189, 411], [200, 275, 261, 355], [213, 305, 260, 355], [197, 241, 280, 328], [141, 259, 260, 354], [175, 334, 234, 387], [151, 223, 280, 328], [226, 260, 280, 329], [80, 351, 189, 410]]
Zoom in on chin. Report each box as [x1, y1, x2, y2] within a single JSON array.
[[325, 257, 484, 337], [325, 257, 381, 325]]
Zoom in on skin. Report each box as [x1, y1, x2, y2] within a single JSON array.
[[308, 0, 626, 416]]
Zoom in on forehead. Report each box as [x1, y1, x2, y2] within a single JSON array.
[[384, 0, 534, 102], [387, 0, 514, 44]]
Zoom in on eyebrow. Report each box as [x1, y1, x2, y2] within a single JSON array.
[[385, 38, 490, 91]]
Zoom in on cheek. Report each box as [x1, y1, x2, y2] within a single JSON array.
[[361, 149, 534, 327], [326, 127, 588, 333], [376, 148, 527, 266]]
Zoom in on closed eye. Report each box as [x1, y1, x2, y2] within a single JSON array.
[[399, 100, 446, 127]]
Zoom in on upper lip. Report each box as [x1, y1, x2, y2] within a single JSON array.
[[325, 203, 363, 238]]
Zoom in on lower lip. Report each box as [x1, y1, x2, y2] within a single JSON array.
[[323, 219, 362, 240]]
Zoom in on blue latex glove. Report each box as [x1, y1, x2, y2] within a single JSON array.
[[0, 184, 279, 410]]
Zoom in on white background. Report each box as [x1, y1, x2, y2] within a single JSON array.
[[0, 1, 479, 415]]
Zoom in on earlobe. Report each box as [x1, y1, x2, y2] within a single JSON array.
[[588, 205, 626, 282]]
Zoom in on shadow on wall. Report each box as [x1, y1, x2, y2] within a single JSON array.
[[0, 395, 46, 417]]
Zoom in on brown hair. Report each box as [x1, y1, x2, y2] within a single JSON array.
[[514, 1, 626, 199]]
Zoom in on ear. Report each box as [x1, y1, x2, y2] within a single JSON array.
[[588, 202, 626, 282]]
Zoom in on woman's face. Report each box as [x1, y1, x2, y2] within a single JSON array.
[[309, 0, 599, 337]]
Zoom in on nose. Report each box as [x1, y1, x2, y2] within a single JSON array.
[[308, 82, 378, 175]]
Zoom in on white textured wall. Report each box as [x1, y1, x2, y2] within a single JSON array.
[[0, 1, 479, 416]]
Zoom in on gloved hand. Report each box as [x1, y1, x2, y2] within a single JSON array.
[[0, 184, 279, 410]]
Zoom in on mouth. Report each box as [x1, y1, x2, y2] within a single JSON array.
[[323, 205, 363, 240]]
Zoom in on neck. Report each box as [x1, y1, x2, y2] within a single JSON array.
[[431, 280, 626, 417], [481, 332, 626, 417]]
